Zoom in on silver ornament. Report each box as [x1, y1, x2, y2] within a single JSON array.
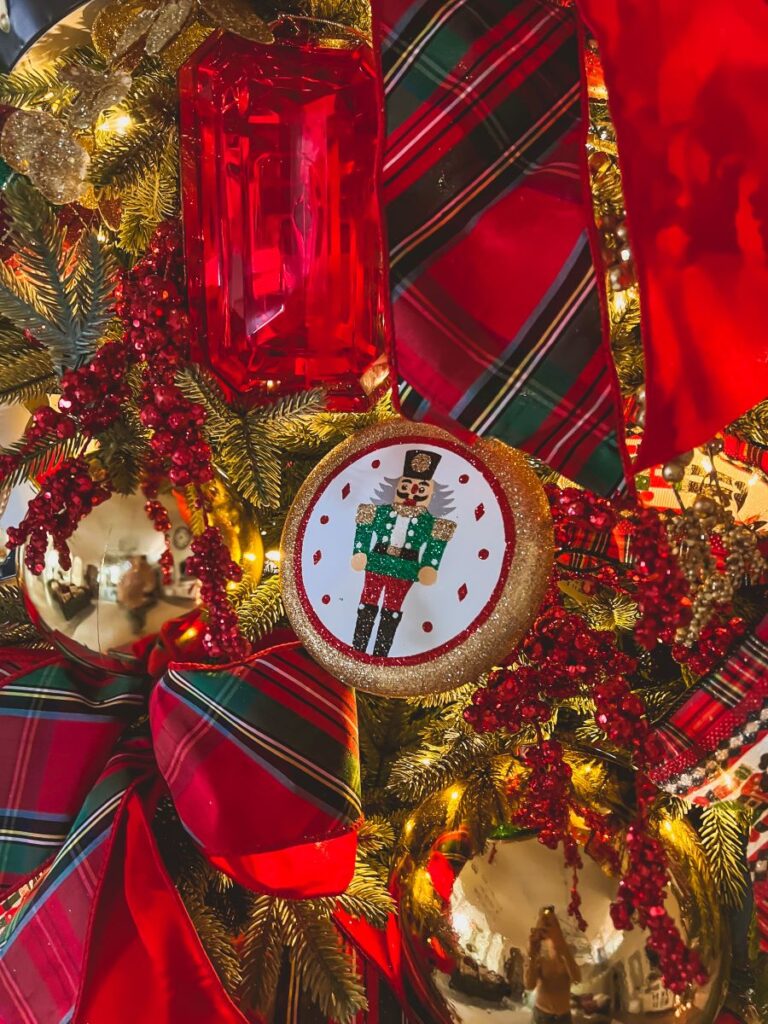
[[19, 491, 198, 674], [662, 462, 686, 484], [397, 809, 727, 1024]]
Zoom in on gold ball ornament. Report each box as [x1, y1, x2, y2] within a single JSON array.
[[396, 785, 728, 1024], [281, 421, 553, 696], [19, 490, 199, 674], [176, 476, 265, 584]]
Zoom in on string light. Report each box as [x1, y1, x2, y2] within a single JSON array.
[[97, 111, 133, 135]]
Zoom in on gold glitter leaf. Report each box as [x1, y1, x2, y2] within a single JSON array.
[[199, 0, 275, 44], [145, 0, 196, 55], [113, 8, 158, 57], [0, 110, 90, 205]]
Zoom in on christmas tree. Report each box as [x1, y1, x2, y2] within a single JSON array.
[[0, 1, 766, 1023]]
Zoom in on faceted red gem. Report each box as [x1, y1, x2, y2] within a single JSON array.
[[179, 33, 386, 407]]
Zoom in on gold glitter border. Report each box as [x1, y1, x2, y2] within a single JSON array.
[[281, 420, 554, 697]]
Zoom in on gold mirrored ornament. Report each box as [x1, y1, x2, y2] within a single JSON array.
[[178, 476, 265, 584], [19, 490, 199, 674], [395, 784, 728, 1024]]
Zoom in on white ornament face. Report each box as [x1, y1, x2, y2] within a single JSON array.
[[297, 437, 509, 662], [281, 421, 554, 696]]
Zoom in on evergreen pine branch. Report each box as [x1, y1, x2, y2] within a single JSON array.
[[279, 901, 367, 1023], [407, 681, 477, 709], [271, 396, 395, 454], [236, 573, 284, 641], [356, 817, 395, 855], [176, 366, 234, 446], [89, 118, 173, 190], [0, 581, 28, 625], [0, 431, 83, 490], [178, 369, 283, 509], [118, 131, 179, 256], [0, 622, 50, 647], [241, 895, 285, 1016], [0, 65, 62, 108], [3, 181, 76, 333], [220, 416, 282, 509], [387, 732, 504, 805], [72, 233, 119, 361], [699, 803, 749, 907], [0, 339, 57, 403], [256, 389, 326, 422], [177, 860, 242, 996], [336, 859, 395, 927], [0, 181, 114, 366], [95, 416, 148, 494]]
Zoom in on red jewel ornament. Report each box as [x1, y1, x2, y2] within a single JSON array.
[[179, 32, 385, 406]]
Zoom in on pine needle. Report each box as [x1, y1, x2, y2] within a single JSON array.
[[90, 117, 173, 190], [336, 858, 395, 926], [0, 431, 83, 490], [699, 803, 749, 907], [279, 901, 367, 1023], [235, 573, 284, 642], [0, 180, 115, 367], [0, 65, 62, 108], [0, 581, 28, 625], [241, 895, 284, 1016], [118, 130, 179, 256], [356, 817, 395, 855], [0, 331, 57, 403]]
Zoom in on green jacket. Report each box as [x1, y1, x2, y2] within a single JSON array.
[[353, 503, 456, 582]]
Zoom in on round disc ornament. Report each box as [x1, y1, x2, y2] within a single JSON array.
[[281, 421, 553, 695]]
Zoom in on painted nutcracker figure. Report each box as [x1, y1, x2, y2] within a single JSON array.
[[350, 449, 457, 656]]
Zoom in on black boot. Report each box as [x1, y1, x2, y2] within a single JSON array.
[[373, 609, 402, 657], [353, 603, 379, 653]]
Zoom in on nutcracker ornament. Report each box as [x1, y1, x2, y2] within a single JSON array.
[[281, 420, 554, 696], [351, 448, 456, 657]]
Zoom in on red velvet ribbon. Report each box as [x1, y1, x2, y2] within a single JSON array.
[[575, 0, 768, 470]]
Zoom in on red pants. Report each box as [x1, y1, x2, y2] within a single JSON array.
[[360, 572, 413, 611]]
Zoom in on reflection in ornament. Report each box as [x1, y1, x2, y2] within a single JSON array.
[[19, 491, 198, 673], [395, 786, 727, 1024]]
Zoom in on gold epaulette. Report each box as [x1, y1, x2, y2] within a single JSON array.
[[355, 503, 376, 525], [432, 518, 457, 541]]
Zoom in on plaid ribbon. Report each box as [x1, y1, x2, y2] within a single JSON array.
[[649, 615, 768, 950], [0, 641, 361, 1023], [0, 738, 152, 1023], [381, 0, 625, 495], [152, 644, 362, 897], [0, 654, 144, 894]]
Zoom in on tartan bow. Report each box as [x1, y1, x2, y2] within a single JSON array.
[[0, 639, 361, 1024]]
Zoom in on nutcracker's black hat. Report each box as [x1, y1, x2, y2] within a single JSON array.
[[402, 449, 441, 481]]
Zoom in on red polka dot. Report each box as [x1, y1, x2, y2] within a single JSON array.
[[458, 473, 469, 484], [371, 459, 381, 469], [478, 548, 489, 560], [321, 594, 331, 605], [320, 515, 329, 524], [422, 621, 433, 633]]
